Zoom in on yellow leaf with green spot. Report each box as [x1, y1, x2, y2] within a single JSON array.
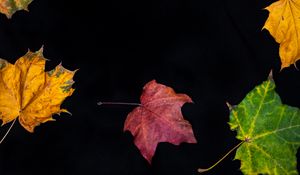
[[0, 47, 76, 132], [228, 75, 300, 175], [0, 0, 33, 18]]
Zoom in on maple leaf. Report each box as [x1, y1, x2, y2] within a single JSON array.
[[228, 74, 300, 174], [124, 80, 197, 164], [263, 0, 300, 69], [0, 0, 33, 18], [0, 48, 76, 132]]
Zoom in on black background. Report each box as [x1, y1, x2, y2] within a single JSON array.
[[0, 0, 299, 174]]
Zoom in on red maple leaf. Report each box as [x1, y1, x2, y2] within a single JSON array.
[[124, 80, 197, 164]]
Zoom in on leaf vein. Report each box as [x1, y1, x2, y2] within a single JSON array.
[[251, 143, 288, 174], [248, 81, 270, 137], [252, 124, 300, 140]]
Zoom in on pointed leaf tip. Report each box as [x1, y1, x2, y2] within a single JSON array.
[[226, 102, 233, 111], [268, 70, 273, 81]]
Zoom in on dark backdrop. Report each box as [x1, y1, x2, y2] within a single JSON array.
[[0, 0, 299, 174]]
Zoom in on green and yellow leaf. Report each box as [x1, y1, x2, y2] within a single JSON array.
[[0, 0, 33, 18], [228, 74, 300, 174]]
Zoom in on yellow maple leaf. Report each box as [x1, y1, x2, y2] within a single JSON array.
[[0, 48, 76, 132], [0, 0, 33, 18], [263, 0, 300, 69]]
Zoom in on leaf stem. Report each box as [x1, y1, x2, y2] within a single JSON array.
[[198, 140, 244, 173], [97, 101, 141, 106], [0, 119, 16, 145]]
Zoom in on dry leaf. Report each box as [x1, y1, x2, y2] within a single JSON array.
[[124, 80, 197, 164], [0, 0, 33, 18], [263, 0, 300, 69], [0, 48, 76, 132]]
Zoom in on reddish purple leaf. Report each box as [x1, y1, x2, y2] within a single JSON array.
[[124, 80, 197, 164]]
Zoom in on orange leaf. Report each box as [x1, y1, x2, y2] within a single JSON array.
[[124, 80, 197, 164], [0, 48, 76, 132], [263, 0, 300, 69]]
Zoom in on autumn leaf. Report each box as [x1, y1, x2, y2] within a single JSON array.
[[0, 48, 76, 132], [228, 74, 300, 174], [0, 0, 33, 18], [124, 80, 197, 164], [263, 0, 300, 69]]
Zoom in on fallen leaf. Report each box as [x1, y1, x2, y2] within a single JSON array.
[[263, 0, 300, 69], [0, 0, 33, 18], [228, 74, 300, 174], [124, 80, 197, 164], [0, 47, 76, 132]]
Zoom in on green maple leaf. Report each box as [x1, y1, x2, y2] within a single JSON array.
[[228, 75, 300, 175]]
